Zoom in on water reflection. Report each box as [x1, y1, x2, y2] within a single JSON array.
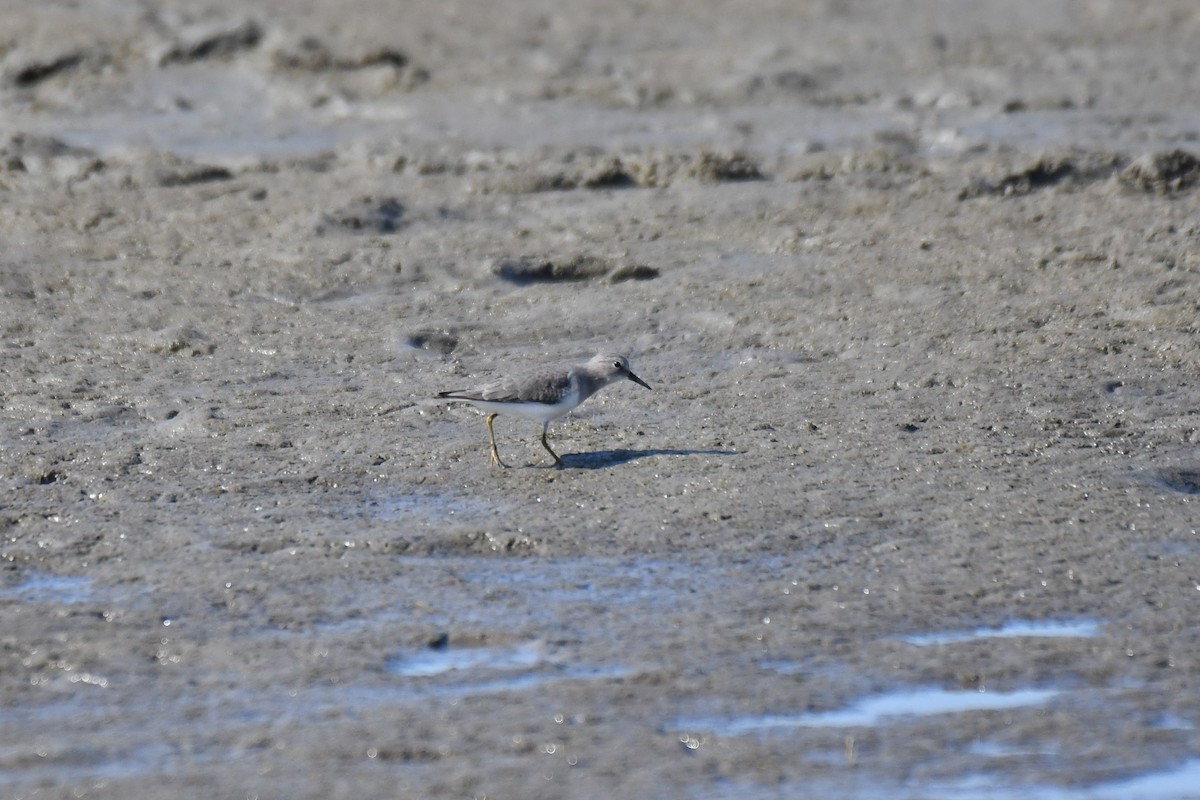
[[678, 686, 1059, 736]]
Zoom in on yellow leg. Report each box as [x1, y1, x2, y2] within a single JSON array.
[[540, 422, 562, 466], [486, 414, 508, 468]]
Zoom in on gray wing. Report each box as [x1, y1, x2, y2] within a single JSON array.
[[440, 368, 572, 404]]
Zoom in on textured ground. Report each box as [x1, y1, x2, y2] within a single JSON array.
[[3, 1, 1200, 798]]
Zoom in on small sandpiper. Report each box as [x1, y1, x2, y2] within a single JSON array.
[[438, 353, 652, 467]]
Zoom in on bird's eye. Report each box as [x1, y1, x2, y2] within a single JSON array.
[[613, 361, 623, 369]]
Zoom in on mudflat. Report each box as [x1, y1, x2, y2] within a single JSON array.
[[3, 1, 1200, 797]]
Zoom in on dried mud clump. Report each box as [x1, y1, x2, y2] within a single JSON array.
[[787, 149, 916, 183], [959, 158, 1077, 199], [149, 154, 234, 187], [158, 19, 263, 65], [1, 134, 101, 176], [272, 37, 409, 72], [268, 36, 428, 90], [5, 50, 91, 87], [576, 158, 637, 189], [616, 149, 765, 186], [684, 151, 765, 183], [319, 197, 406, 234], [405, 330, 459, 355], [144, 326, 215, 357], [493, 254, 659, 285], [494, 255, 611, 284], [607, 264, 661, 283], [489, 150, 765, 193], [1119, 150, 1200, 194]]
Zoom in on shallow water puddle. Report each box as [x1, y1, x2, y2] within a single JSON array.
[[1087, 758, 1200, 800], [0, 572, 94, 604], [387, 640, 545, 677], [679, 686, 1058, 736], [416, 663, 633, 699], [920, 757, 1200, 800], [385, 638, 633, 697], [294, 662, 635, 716], [0, 740, 181, 790], [695, 758, 1200, 800], [901, 618, 1101, 647], [367, 491, 487, 524]]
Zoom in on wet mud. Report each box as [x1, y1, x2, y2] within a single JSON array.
[[3, 1, 1200, 798]]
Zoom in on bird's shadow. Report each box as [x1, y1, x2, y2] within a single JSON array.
[[556, 448, 737, 470]]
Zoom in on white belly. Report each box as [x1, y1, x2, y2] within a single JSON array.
[[469, 385, 583, 423]]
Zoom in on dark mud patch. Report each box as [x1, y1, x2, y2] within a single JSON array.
[[1157, 467, 1200, 495]]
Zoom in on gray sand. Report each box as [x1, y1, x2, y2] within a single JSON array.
[[3, 1, 1200, 797]]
